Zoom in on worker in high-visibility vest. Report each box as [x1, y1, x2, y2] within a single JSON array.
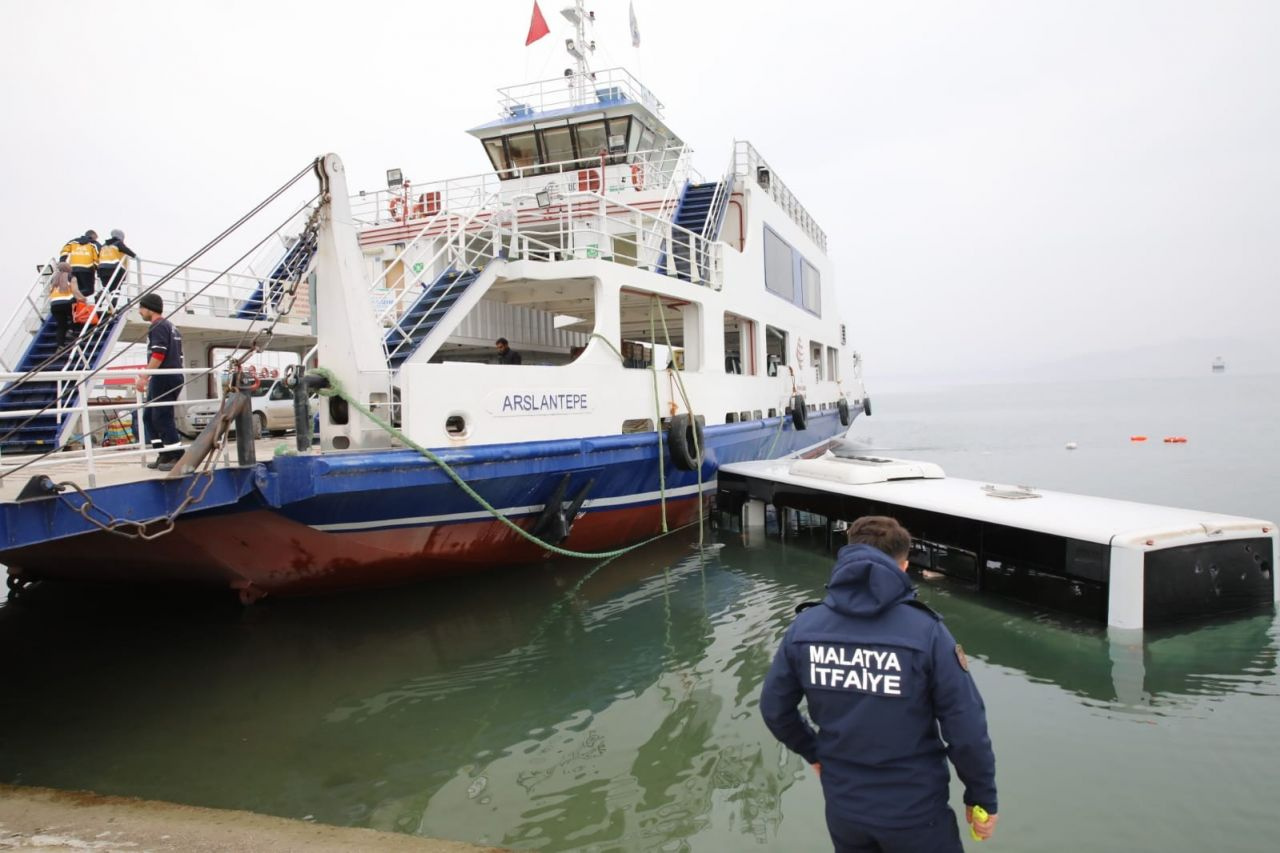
[[47, 261, 79, 347], [59, 230, 100, 299], [98, 229, 136, 305]]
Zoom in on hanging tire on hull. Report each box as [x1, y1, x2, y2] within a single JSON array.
[[862, 396, 872, 417], [668, 413, 706, 471], [837, 397, 851, 426], [790, 395, 808, 430]]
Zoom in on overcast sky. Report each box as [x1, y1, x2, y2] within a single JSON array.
[[2, 1, 1276, 386]]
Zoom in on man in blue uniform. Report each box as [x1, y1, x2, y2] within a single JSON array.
[[761, 516, 998, 851], [134, 293, 185, 471]]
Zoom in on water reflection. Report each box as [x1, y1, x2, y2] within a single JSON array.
[[0, 527, 1275, 851]]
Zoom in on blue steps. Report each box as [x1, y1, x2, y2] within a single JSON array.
[[385, 266, 482, 370], [235, 233, 317, 320], [659, 181, 727, 282], [0, 310, 125, 454]]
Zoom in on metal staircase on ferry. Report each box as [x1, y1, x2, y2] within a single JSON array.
[[0, 309, 127, 453], [659, 181, 730, 282], [385, 266, 485, 370], [235, 232, 317, 320]]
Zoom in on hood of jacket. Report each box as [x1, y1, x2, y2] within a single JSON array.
[[822, 543, 916, 618]]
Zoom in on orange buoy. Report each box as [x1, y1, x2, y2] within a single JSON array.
[[1130, 435, 1147, 442]]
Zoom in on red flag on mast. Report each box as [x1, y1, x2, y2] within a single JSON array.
[[526, 1, 550, 45]]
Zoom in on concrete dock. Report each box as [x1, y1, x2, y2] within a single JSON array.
[[0, 785, 505, 852]]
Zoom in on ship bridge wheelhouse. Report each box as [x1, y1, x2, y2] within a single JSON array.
[[467, 69, 683, 185]]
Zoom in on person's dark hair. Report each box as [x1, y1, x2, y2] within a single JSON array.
[[846, 515, 911, 562], [496, 337, 509, 347]]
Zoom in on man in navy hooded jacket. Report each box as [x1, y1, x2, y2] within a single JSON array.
[[761, 516, 998, 851]]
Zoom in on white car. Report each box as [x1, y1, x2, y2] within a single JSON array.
[[181, 379, 316, 439]]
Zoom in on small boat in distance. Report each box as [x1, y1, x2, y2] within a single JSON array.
[[1212, 356, 1225, 373]]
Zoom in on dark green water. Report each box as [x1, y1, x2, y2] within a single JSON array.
[[1, 375, 1277, 851]]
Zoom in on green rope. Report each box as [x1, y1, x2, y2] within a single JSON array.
[[591, 329, 669, 532], [308, 367, 687, 560], [652, 296, 705, 547], [647, 304, 668, 531]]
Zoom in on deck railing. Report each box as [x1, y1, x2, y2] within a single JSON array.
[[495, 67, 664, 120], [350, 146, 694, 229], [0, 366, 231, 487], [733, 140, 827, 252]]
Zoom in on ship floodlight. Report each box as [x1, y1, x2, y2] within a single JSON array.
[[386, 168, 403, 189], [535, 190, 552, 208]]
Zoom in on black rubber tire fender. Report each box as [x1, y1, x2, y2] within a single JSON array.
[[862, 396, 872, 417], [791, 395, 808, 430], [837, 397, 851, 426], [668, 413, 705, 471]]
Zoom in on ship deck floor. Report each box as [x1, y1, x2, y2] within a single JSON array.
[[1, 437, 296, 494]]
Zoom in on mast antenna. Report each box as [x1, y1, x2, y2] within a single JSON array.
[[560, 0, 596, 103]]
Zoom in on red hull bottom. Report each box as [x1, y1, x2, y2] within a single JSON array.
[[5, 497, 706, 598]]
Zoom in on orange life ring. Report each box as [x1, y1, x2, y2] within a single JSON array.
[[630, 163, 643, 188], [388, 196, 406, 220]]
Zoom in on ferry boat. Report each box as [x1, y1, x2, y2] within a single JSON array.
[[0, 3, 867, 601], [1212, 356, 1225, 373]]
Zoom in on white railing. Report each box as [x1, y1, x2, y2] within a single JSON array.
[[0, 257, 58, 373], [0, 366, 230, 487], [350, 146, 692, 229], [494, 189, 724, 289], [733, 140, 828, 252], [495, 67, 663, 119]]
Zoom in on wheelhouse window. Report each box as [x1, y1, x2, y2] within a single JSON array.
[[483, 138, 510, 177], [506, 131, 540, 172], [606, 116, 632, 165], [573, 121, 608, 165], [763, 227, 794, 300], [540, 126, 574, 170]]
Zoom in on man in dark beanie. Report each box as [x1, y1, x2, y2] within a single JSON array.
[[761, 515, 999, 851], [135, 292, 185, 471]]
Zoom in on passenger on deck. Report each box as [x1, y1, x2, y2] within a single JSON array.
[[622, 342, 647, 369], [59, 230, 100, 300], [47, 261, 78, 348], [494, 337, 522, 365], [135, 293, 185, 472], [97, 230, 136, 308]]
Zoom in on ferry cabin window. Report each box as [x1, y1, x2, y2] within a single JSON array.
[[763, 227, 794, 299], [826, 346, 839, 381], [801, 259, 821, 314], [541, 126, 575, 169], [810, 341, 824, 381], [765, 325, 788, 376], [507, 131, 540, 172], [483, 138, 511, 178], [724, 313, 757, 375], [763, 224, 822, 317]]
